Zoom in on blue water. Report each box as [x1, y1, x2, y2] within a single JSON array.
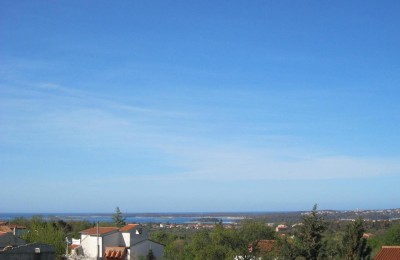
[[0, 213, 246, 224]]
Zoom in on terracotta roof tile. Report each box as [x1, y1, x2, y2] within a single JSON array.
[[248, 240, 276, 253], [119, 224, 140, 232], [375, 246, 400, 260], [104, 246, 126, 260], [0, 226, 12, 233], [257, 240, 276, 252], [69, 244, 81, 250], [8, 224, 26, 229], [80, 227, 118, 236]]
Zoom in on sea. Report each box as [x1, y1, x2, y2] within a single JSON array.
[[0, 213, 248, 224]]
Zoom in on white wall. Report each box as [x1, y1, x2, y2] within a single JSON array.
[[122, 232, 130, 247], [80, 234, 102, 259], [80, 231, 122, 258]]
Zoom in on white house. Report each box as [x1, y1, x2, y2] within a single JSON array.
[[275, 224, 288, 232], [70, 224, 164, 260]]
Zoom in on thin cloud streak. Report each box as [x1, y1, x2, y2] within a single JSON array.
[[2, 83, 400, 182]]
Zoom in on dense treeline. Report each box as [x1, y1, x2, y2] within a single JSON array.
[[149, 205, 400, 260]]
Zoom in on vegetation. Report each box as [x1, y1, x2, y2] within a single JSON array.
[[22, 216, 66, 257], [112, 206, 127, 227], [148, 206, 399, 260], [146, 249, 156, 260], [276, 204, 328, 260], [368, 223, 400, 256], [5, 206, 400, 260], [12, 216, 93, 259], [297, 204, 327, 259], [339, 217, 371, 260]]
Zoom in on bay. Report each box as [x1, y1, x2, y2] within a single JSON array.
[[0, 213, 247, 224]]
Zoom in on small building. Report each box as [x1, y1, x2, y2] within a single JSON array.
[[0, 222, 28, 237], [72, 224, 164, 259], [275, 224, 288, 232], [374, 246, 400, 260], [0, 232, 27, 250], [79, 227, 120, 258], [0, 243, 55, 260], [8, 224, 28, 237]]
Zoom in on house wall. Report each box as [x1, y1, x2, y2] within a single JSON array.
[[80, 234, 102, 258], [122, 232, 130, 247], [129, 227, 148, 246], [0, 243, 55, 260], [78, 227, 162, 259], [80, 231, 122, 258], [0, 233, 27, 249], [130, 240, 164, 260], [14, 229, 28, 237], [102, 232, 123, 252]]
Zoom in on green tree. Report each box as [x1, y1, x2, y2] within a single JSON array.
[[187, 229, 211, 260], [383, 223, 400, 245], [165, 239, 187, 260], [296, 204, 327, 260], [339, 217, 371, 260], [210, 222, 238, 259], [22, 217, 66, 258], [236, 220, 276, 260], [277, 235, 301, 260], [112, 206, 126, 228], [151, 230, 179, 245], [367, 223, 400, 256], [186, 220, 276, 260], [186, 224, 239, 260], [146, 249, 156, 260]]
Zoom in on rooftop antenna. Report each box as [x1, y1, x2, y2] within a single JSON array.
[[65, 237, 71, 257], [97, 221, 100, 260]]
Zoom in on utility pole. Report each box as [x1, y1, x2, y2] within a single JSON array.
[[65, 237, 68, 257], [97, 221, 99, 260]]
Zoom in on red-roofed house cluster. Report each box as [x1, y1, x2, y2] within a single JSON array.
[[69, 223, 164, 259]]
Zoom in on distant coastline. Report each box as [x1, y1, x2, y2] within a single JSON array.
[[1, 208, 400, 224], [0, 212, 247, 224]]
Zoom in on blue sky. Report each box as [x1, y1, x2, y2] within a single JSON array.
[[1, 1, 399, 213]]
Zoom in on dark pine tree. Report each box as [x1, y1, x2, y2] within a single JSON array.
[[340, 217, 372, 260], [112, 206, 126, 228]]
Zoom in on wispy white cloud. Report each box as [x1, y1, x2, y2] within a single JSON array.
[[2, 82, 400, 183], [168, 147, 400, 180]]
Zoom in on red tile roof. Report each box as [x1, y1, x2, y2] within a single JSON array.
[[375, 246, 400, 260], [363, 233, 374, 238], [8, 224, 26, 229], [248, 240, 276, 253], [119, 224, 139, 232], [257, 240, 276, 253], [0, 226, 12, 233], [104, 246, 126, 259], [80, 227, 118, 236], [69, 244, 81, 250]]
